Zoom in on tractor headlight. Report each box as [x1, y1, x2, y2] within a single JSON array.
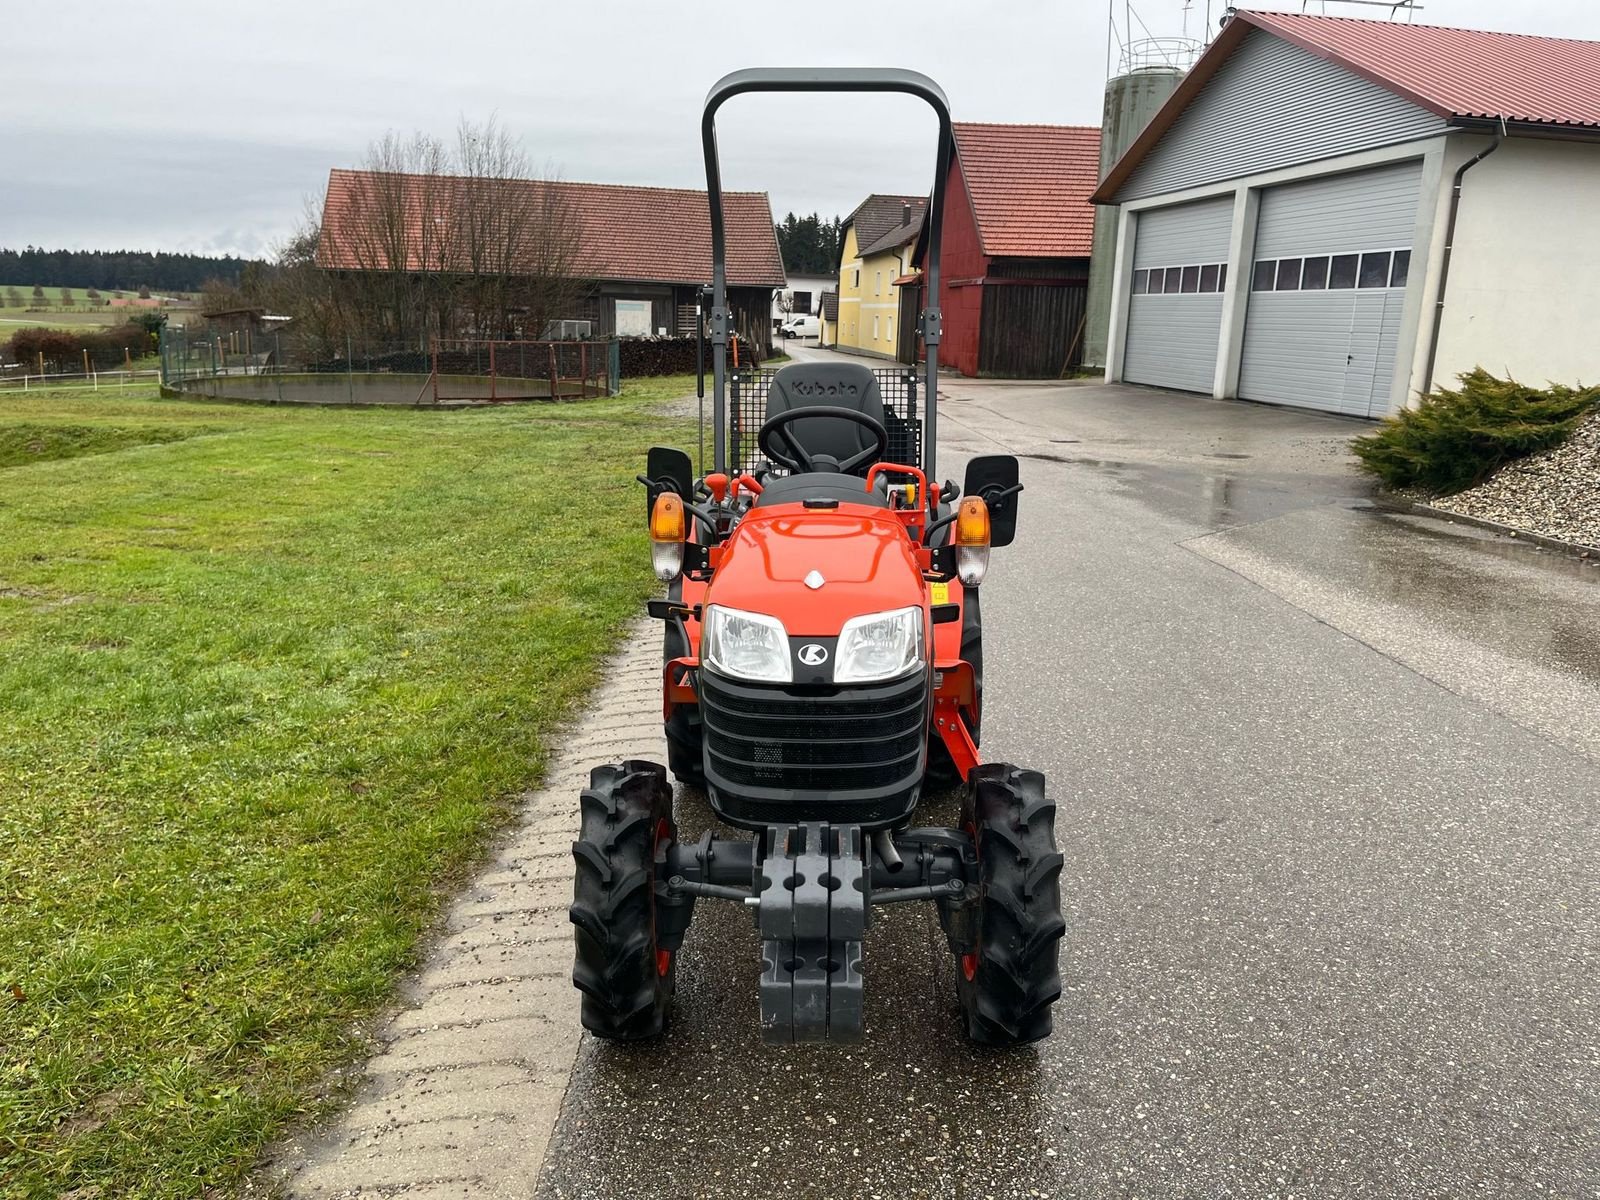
[[833, 606, 924, 684], [701, 605, 792, 683]]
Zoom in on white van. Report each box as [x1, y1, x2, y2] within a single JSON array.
[[779, 314, 820, 340]]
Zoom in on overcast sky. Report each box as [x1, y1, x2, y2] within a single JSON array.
[[6, 0, 1597, 259]]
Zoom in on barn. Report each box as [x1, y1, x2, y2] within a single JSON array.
[[1095, 12, 1600, 416], [318, 170, 784, 353], [920, 122, 1101, 377]]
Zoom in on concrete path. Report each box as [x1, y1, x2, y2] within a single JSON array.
[[270, 623, 662, 1198]]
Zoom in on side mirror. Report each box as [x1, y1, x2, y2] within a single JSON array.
[[644, 446, 694, 519], [963, 454, 1021, 547]]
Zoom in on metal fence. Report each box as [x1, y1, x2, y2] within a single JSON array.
[[726, 366, 923, 476], [159, 327, 620, 407]]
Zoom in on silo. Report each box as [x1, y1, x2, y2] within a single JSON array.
[[1082, 64, 1184, 371]]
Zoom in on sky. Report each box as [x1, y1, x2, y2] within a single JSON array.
[[6, 0, 1598, 260]]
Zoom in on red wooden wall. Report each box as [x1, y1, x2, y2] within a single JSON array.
[[934, 156, 989, 378]]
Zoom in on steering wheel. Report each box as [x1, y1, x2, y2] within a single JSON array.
[[758, 405, 888, 474]]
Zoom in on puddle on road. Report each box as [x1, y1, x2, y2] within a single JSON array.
[[1017, 451, 1364, 530]]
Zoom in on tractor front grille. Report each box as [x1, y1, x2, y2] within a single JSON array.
[[698, 669, 927, 829]]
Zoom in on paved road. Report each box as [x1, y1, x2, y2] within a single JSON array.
[[535, 363, 1600, 1198]]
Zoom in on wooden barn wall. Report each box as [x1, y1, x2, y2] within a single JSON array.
[[978, 280, 1089, 377], [934, 155, 990, 377]]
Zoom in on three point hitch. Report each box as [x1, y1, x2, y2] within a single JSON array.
[[654, 823, 977, 1043]]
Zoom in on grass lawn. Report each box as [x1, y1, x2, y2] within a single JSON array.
[[0, 379, 692, 1197]]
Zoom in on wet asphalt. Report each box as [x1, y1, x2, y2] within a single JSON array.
[[537, 365, 1600, 1199]]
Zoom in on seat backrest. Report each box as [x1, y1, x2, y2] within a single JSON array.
[[765, 362, 885, 470]]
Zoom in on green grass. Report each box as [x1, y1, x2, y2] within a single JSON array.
[[0, 422, 198, 468], [0, 379, 693, 1197]]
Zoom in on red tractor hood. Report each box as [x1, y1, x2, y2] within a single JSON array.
[[706, 503, 925, 637]]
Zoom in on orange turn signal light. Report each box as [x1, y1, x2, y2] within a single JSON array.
[[650, 492, 686, 542], [954, 496, 991, 547]]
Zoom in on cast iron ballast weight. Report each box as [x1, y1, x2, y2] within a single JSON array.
[[570, 68, 1064, 1045]]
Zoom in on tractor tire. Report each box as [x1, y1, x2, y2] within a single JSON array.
[[570, 761, 678, 1041], [663, 581, 704, 786], [926, 590, 982, 787], [955, 764, 1065, 1046]]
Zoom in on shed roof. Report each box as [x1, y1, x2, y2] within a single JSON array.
[[819, 291, 838, 321], [1095, 11, 1600, 202], [952, 122, 1101, 258], [318, 169, 785, 288]]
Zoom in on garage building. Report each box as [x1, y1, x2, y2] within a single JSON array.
[[1095, 11, 1600, 417]]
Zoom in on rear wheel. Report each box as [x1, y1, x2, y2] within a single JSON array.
[[955, 764, 1065, 1046], [570, 761, 678, 1040]]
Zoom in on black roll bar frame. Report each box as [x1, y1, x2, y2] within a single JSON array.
[[701, 67, 953, 484]]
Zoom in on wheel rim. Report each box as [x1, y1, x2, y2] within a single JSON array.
[[652, 818, 673, 978], [960, 817, 979, 983]]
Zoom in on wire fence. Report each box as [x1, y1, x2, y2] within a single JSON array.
[[159, 327, 620, 407], [726, 365, 923, 476], [0, 368, 162, 393]]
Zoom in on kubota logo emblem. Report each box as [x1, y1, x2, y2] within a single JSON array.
[[798, 644, 828, 667]]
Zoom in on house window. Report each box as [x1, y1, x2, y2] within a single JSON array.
[[875, 271, 882, 295], [1301, 256, 1330, 290], [1132, 269, 1150, 295], [1390, 250, 1411, 287], [1180, 265, 1201, 293], [793, 290, 812, 313], [1137, 262, 1229, 295], [1359, 251, 1392, 288], [1253, 260, 1277, 291], [1328, 254, 1360, 289], [886, 316, 894, 341], [1198, 264, 1219, 293], [853, 269, 860, 288], [1275, 258, 1303, 291], [614, 298, 651, 337], [873, 315, 880, 339]]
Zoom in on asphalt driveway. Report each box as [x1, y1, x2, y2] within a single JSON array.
[[535, 371, 1600, 1198]]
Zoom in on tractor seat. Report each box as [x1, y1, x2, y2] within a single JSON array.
[[753, 471, 890, 509], [765, 361, 886, 475]]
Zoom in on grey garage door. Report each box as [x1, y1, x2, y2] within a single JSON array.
[[1123, 196, 1235, 393], [1238, 161, 1422, 417]]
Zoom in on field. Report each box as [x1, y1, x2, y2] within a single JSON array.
[[0, 379, 691, 1196], [0, 285, 198, 333]]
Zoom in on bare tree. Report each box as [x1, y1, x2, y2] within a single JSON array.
[[332, 130, 455, 346], [315, 118, 582, 347], [4, 287, 21, 307], [257, 195, 351, 361], [453, 116, 580, 339]]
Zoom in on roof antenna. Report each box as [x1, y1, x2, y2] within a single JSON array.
[[1299, 0, 1425, 16]]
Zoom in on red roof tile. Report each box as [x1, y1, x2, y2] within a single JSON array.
[[952, 122, 1102, 258], [318, 169, 785, 288], [1244, 11, 1600, 130], [1095, 12, 1600, 202]]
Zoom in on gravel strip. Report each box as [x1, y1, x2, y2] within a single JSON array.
[[1430, 411, 1600, 549]]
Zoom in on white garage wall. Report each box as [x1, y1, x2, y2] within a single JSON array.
[[1430, 137, 1600, 393]]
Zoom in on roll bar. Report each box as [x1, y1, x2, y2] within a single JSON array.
[[702, 67, 953, 482]]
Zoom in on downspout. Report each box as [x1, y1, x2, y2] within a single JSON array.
[[1420, 117, 1506, 396]]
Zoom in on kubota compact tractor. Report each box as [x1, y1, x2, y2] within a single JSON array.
[[570, 68, 1064, 1045]]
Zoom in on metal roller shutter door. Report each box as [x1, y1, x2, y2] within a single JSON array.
[[1238, 161, 1422, 416], [1123, 196, 1235, 393]]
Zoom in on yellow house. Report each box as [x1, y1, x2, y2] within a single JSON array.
[[836, 194, 927, 360]]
